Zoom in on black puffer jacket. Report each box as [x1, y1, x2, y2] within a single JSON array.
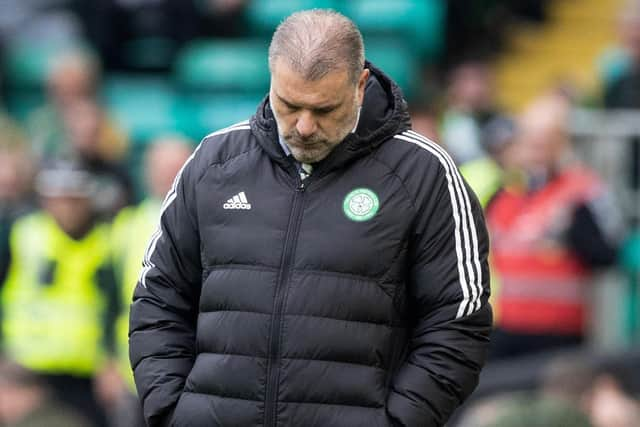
[[129, 63, 492, 427]]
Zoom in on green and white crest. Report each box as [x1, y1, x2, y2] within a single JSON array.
[[343, 188, 380, 222]]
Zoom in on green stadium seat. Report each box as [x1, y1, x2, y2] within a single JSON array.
[[174, 39, 270, 94], [104, 75, 178, 145], [340, 0, 445, 61], [2, 39, 92, 89], [364, 37, 419, 99], [245, 0, 337, 33], [4, 90, 46, 124], [121, 36, 178, 71], [174, 93, 262, 141]]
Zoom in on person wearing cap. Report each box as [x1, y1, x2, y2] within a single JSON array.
[[0, 162, 120, 427]]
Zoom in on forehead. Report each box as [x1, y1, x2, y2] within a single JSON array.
[[271, 59, 352, 107]]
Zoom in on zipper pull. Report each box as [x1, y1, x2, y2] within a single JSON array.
[[297, 181, 306, 191]]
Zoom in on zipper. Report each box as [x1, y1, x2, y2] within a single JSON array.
[[264, 178, 306, 427]]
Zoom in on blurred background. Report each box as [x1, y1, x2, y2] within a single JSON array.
[[1, 0, 640, 426]]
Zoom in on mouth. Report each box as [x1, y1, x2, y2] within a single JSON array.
[[287, 138, 323, 149]]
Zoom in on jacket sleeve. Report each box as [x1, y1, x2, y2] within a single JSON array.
[[129, 148, 202, 427], [387, 163, 492, 427], [567, 194, 622, 268]]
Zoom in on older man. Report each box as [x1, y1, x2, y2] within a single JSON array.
[[130, 10, 491, 427], [487, 94, 621, 360]]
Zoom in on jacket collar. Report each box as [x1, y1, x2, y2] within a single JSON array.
[[250, 61, 412, 175]]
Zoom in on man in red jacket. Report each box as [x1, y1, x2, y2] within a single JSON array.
[[487, 93, 622, 360]]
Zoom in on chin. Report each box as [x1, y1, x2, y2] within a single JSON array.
[[292, 149, 326, 164]]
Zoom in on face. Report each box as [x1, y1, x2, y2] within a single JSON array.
[[0, 149, 32, 203], [449, 63, 494, 112], [49, 63, 95, 106], [43, 195, 93, 236], [146, 142, 193, 199], [270, 59, 369, 163], [518, 113, 567, 175], [620, 15, 640, 61]]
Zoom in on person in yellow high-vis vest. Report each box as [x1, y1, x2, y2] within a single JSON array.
[[0, 162, 119, 427], [110, 136, 193, 427]]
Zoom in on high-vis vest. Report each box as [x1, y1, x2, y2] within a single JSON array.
[[1, 212, 112, 376], [111, 198, 160, 390], [487, 167, 602, 335], [460, 156, 503, 208]]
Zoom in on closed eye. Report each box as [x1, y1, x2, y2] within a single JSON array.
[[314, 106, 337, 115]]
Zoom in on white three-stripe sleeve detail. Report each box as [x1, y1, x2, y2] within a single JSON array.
[[394, 134, 471, 318], [405, 132, 477, 315], [139, 121, 251, 288], [406, 130, 483, 314]]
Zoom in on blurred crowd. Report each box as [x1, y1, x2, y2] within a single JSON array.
[[1, 1, 640, 427]]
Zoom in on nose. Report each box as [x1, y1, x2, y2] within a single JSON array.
[[296, 111, 317, 138]]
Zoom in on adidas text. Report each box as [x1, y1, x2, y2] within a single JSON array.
[[223, 191, 252, 210], [223, 202, 252, 210]]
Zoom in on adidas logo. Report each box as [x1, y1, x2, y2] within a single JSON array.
[[223, 191, 252, 210]]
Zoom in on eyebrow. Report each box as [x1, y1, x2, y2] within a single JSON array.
[[275, 93, 341, 112]]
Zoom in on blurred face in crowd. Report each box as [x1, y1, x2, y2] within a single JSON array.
[[620, 11, 640, 62], [270, 59, 369, 164], [518, 95, 570, 176], [48, 56, 97, 107], [63, 99, 102, 158], [146, 139, 193, 199], [410, 110, 440, 142], [43, 195, 93, 238], [0, 150, 31, 202], [448, 62, 495, 113]]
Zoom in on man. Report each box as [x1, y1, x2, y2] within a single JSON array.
[[111, 136, 193, 427], [27, 50, 128, 164], [130, 10, 491, 427], [0, 162, 119, 427], [486, 93, 621, 359]]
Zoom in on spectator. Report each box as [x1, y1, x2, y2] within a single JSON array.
[[541, 353, 640, 427], [61, 98, 133, 217], [110, 135, 193, 427], [455, 392, 593, 427], [0, 114, 33, 208], [26, 50, 128, 164], [602, 0, 640, 221], [0, 116, 34, 286], [408, 100, 440, 143], [486, 93, 622, 360], [440, 60, 501, 164], [485, 396, 593, 427], [586, 374, 640, 427], [603, 0, 640, 108], [460, 115, 522, 208], [0, 161, 120, 427], [0, 359, 91, 427]]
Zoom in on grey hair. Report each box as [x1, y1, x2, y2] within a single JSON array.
[[268, 9, 365, 84]]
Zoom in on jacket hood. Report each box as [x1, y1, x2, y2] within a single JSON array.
[[251, 61, 412, 173]]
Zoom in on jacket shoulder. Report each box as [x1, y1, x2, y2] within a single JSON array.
[[192, 120, 256, 174], [376, 130, 454, 197]]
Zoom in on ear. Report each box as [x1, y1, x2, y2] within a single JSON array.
[[356, 68, 370, 105]]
